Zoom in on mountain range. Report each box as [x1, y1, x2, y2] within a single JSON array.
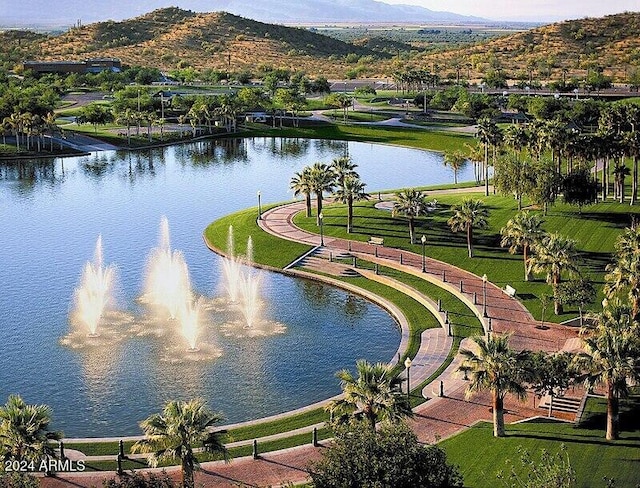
[[3, 0, 485, 26]]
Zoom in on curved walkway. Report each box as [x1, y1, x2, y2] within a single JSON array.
[[43, 198, 581, 488]]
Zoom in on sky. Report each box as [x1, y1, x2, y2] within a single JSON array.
[[382, 0, 638, 21]]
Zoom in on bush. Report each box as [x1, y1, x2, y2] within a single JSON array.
[[311, 422, 463, 488], [103, 471, 177, 488]]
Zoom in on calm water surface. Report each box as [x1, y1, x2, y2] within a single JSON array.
[[0, 138, 472, 436]]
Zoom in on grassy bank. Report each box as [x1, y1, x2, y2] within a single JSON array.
[[294, 195, 640, 322], [440, 395, 640, 488]]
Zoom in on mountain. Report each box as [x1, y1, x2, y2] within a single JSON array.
[[3, 8, 388, 76], [3, 0, 485, 26], [419, 12, 640, 82]]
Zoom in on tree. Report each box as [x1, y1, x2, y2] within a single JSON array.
[[458, 335, 528, 437], [334, 175, 369, 233], [309, 162, 335, 224], [102, 472, 177, 488], [290, 166, 314, 218], [310, 422, 463, 488], [493, 153, 534, 210], [448, 198, 489, 258], [555, 277, 596, 326], [529, 159, 561, 215], [0, 395, 61, 463], [326, 359, 411, 432], [131, 399, 228, 488], [392, 189, 429, 244], [526, 351, 575, 417], [443, 150, 467, 184], [0, 473, 40, 488], [528, 233, 580, 314], [577, 300, 640, 440], [500, 210, 544, 281], [497, 445, 576, 488], [78, 103, 114, 134], [476, 117, 502, 196]]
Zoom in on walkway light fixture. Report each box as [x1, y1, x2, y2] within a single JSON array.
[[404, 357, 412, 401], [257, 190, 262, 220], [421, 235, 426, 272], [482, 274, 488, 318], [319, 212, 324, 246]]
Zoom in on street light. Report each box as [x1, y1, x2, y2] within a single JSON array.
[[421, 235, 426, 273], [482, 274, 488, 318], [257, 191, 262, 220], [319, 212, 324, 246], [404, 357, 412, 401]]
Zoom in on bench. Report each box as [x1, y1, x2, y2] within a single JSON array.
[[503, 285, 517, 297], [368, 236, 384, 246]]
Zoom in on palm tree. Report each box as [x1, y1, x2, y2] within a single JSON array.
[[528, 233, 580, 314], [458, 335, 528, 437], [500, 210, 545, 281], [290, 166, 314, 218], [443, 150, 467, 184], [326, 359, 411, 432], [448, 198, 489, 258], [392, 188, 428, 244], [309, 162, 336, 224], [330, 156, 358, 188], [604, 254, 640, 319], [132, 399, 228, 488], [612, 161, 630, 203], [334, 175, 369, 233], [577, 300, 640, 440], [476, 117, 494, 196], [0, 394, 62, 462]]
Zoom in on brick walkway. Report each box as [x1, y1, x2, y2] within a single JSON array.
[[44, 199, 581, 488]]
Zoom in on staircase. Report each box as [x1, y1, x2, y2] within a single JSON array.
[[296, 248, 360, 277], [538, 394, 582, 415]]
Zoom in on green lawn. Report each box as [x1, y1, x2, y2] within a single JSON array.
[[250, 124, 475, 153], [440, 395, 640, 488], [204, 205, 312, 269], [294, 196, 640, 322]]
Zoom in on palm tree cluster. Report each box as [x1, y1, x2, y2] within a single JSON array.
[[290, 157, 369, 232], [500, 210, 580, 314], [2, 111, 61, 152], [480, 101, 640, 211]]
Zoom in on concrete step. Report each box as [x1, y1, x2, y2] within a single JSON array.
[[538, 395, 581, 413]]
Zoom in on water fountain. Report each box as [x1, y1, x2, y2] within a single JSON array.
[[73, 235, 115, 337], [144, 216, 192, 320], [221, 225, 241, 302], [179, 298, 202, 352]]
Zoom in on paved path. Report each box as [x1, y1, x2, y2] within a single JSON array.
[[45, 197, 581, 487]]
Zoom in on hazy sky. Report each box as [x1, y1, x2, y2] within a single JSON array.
[[383, 0, 638, 21]]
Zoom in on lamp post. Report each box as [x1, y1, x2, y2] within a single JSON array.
[[482, 274, 488, 318], [404, 357, 412, 401], [319, 212, 324, 246], [257, 190, 262, 220], [421, 235, 426, 273]]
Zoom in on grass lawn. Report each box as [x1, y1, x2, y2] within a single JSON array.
[[250, 124, 475, 153], [440, 395, 640, 488], [294, 195, 640, 322], [204, 205, 312, 269]]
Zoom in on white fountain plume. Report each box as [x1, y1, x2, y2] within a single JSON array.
[[221, 225, 241, 302], [240, 271, 261, 329], [74, 235, 115, 337], [144, 216, 192, 319], [179, 298, 202, 352]]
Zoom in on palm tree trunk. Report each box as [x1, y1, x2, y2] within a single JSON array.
[[409, 218, 415, 244], [182, 458, 194, 488], [484, 144, 489, 196], [493, 392, 505, 437], [606, 381, 619, 440], [347, 197, 353, 233], [305, 193, 312, 218], [553, 274, 563, 315], [523, 243, 530, 281], [467, 225, 473, 258]]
